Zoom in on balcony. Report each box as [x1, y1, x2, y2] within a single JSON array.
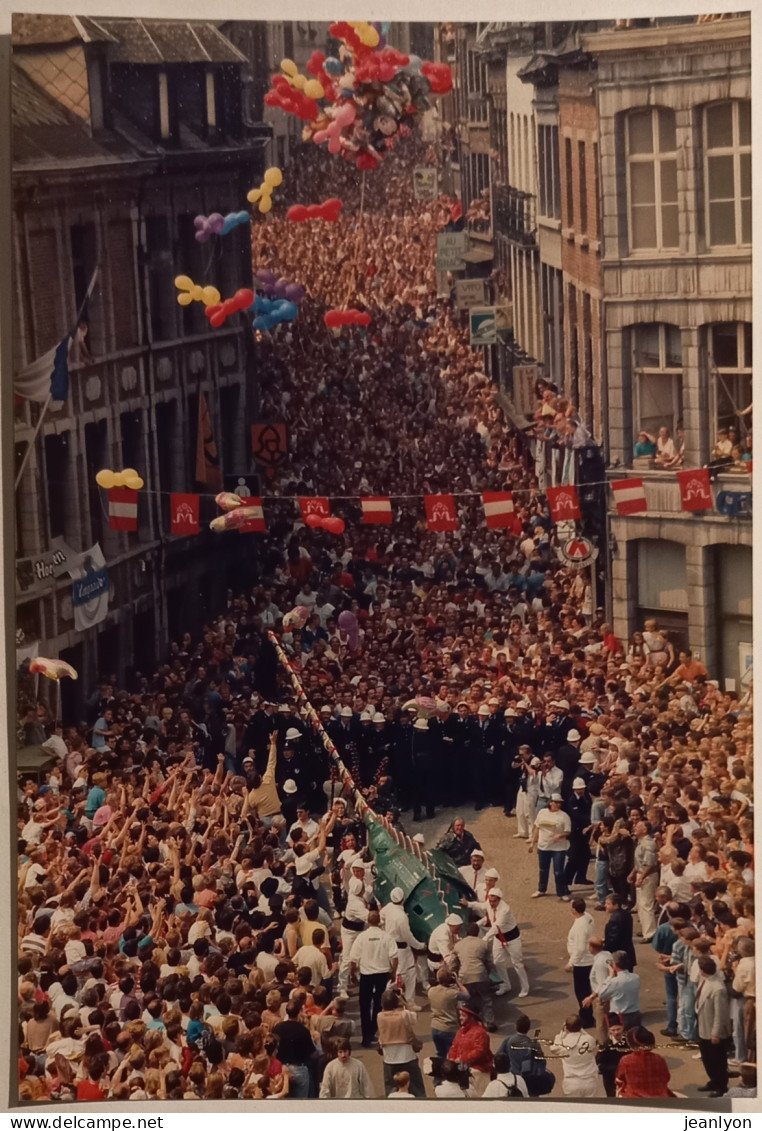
[[607, 467, 752, 521], [493, 184, 537, 247]]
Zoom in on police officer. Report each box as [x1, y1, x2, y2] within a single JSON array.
[[411, 717, 435, 822], [564, 777, 593, 889]]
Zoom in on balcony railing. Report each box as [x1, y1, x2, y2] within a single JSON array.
[[493, 184, 537, 246]]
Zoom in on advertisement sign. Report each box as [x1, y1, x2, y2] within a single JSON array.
[[455, 279, 486, 309], [469, 307, 497, 347], [413, 167, 438, 201], [436, 231, 468, 272], [16, 538, 78, 595], [69, 544, 109, 631]]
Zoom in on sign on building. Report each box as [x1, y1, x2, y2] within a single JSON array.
[[436, 231, 468, 272], [513, 363, 540, 421], [413, 167, 438, 201], [455, 279, 486, 309], [70, 544, 110, 631], [557, 536, 599, 571], [469, 308, 498, 347], [16, 538, 78, 595]]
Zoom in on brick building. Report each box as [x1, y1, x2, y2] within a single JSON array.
[[583, 15, 752, 684], [12, 15, 269, 719]]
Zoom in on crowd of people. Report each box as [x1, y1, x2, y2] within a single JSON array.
[[15, 136, 755, 1104]]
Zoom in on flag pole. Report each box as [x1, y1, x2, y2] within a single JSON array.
[[14, 266, 100, 493]]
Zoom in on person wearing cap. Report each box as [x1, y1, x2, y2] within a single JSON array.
[[380, 888, 423, 1009], [437, 817, 482, 869], [337, 876, 369, 999], [615, 1027, 673, 1098], [554, 728, 582, 802], [348, 910, 399, 1047], [410, 717, 435, 823], [458, 848, 485, 896], [545, 698, 574, 751], [473, 702, 499, 811], [391, 709, 415, 813], [428, 700, 458, 809], [453, 701, 477, 805], [500, 707, 523, 816], [564, 777, 592, 889], [514, 748, 540, 839], [529, 794, 572, 900], [447, 999, 494, 1096], [427, 914, 462, 978], [462, 887, 530, 998]]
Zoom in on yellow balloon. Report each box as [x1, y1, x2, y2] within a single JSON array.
[[292, 73, 306, 91], [177, 293, 192, 306], [280, 58, 297, 76], [122, 468, 138, 480], [174, 275, 193, 289], [258, 196, 273, 215], [96, 469, 116, 489], [303, 79, 324, 99], [202, 286, 222, 306], [247, 187, 262, 204], [124, 473, 144, 490], [264, 166, 283, 188], [112, 471, 125, 487]]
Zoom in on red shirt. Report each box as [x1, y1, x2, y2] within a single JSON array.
[[76, 1079, 106, 1101], [616, 1050, 672, 1098], [448, 1021, 494, 1075]]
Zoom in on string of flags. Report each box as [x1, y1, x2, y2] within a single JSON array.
[[101, 468, 746, 535]]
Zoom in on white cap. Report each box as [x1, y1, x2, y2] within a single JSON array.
[[340, 707, 353, 718], [558, 700, 570, 711], [348, 877, 364, 896], [484, 868, 500, 879], [517, 699, 531, 709], [580, 752, 596, 764], [285, 727, 301, 741], [283, 779, 298, 794], [478, 705, 490, 716], [573, 777, 587, 790], [279, 704, 290, 713], [412, 833, 425, 845], [351, 855, 365, 869], [360, 711, 372, 722], [295, 855, 313, 875], [530, 757, 541, 767], [320, 704, 332, 715], [488, 888, 503, 899], [446, 914, 462, 927], [550, 793, 563, 802], [504, 708, 517, 717], [413, 718, 429, 730], [373, 713, 385, 723], [390, 887, 404, 904], [567, 729, 581, 742], [242, 755, 254, 764], [488, 697, 499, 706], [470, 848, 485, 859]]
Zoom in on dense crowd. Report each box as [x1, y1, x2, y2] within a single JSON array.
[[16, 138, 755, 1104]]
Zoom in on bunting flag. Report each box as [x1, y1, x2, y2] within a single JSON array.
[[238, 497, 267, 532], [108, 487, 138, 531], [547, 484, 581, 522], [14, 336, 71, 403], [481, 491, 514, 529], [425, 493, 458, 532], [299, 496, 330, 522], [610, 478, 647, 516], [170, 493, 200, 536], [195, 392, 223, 490], [677, 467, 713, 512], [361, 496, 393, 524]]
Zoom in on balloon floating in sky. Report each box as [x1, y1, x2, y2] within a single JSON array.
[[252, 294, 299, 332], [304, 513, 346, 534], [194, 210, 250, 242], [324, 309, 371, 329], [286, 198, 343, 223], [247, 167, 284, 215], [174, 275, 221, 307], [205, 288, 255, 328], [29, 657, 78, 681], [96, 467, 145, 490]]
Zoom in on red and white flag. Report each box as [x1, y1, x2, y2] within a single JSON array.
[[108, 487, 138, 531], [170, 493, 200, 536], [298, 496, 330, 523], [361, 496, 393, 525], [610, 478, 647, 516], [481, 491, 514, 529], [425, 494, 458, 532], [677, 467, 713, 512], [239, 497, 267, 533], [547, 484, 581, 522]]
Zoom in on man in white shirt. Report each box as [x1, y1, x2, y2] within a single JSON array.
[[319, 1039, 375, 1098], [537, 754, 564, 810], [427, 914, 462, 978], [588, 936, 614, 1044], [463, 889, 529, 997], [458, 848, 486, 895], [380, 888, 422, 1010], [349, 911, 399, 1047], [294, 927, 334, 988], [529, 794, 572, 899], [337, 877, 369, 998], [566, 898, 595, 1027]]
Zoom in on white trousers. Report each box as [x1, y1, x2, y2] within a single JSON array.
[[493, 936, 529, 994], [635, 872, 658, 940], [338, 927, 361, 994], [516, 791, 537, 838]]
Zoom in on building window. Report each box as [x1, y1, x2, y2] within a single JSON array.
[[158, 71, 171, 140], [703, 101, 751, 247], [636, 539, 689, 654], [592, 141, 600, 240], [568, 282, 578, 405], [44, 433, 69, 540], [564, 136, 574, 228], [578, 140, 587, 234], [467, 50, 487, 123], [708, 322, 752, 436], [633, 323, 683, 438], [537, 124, 560, 219], [626, 107, 678, 250]]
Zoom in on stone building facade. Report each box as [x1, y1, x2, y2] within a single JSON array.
[[583, 16, 752, 685]]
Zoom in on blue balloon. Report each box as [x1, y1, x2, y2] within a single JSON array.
[[324, 56, 343, 75], [222, 210, 250, 235], [406, 54, 422, 74]]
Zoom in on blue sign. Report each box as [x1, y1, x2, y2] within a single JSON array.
[[716, 491, 752, 518], [72, 567, 110, 607]]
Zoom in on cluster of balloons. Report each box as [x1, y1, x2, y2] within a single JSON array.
[[29, 657, 78, 682], [252, 294, 299, 333], [205, 288, 255, 329], [286, 198, 343, 223], [174, 276, 221, 308], [247, 167, 283, 215], [255, 269, 306, 304], [95, 467, 145, 490], [324, 308, 371, 328], [193, 210, 250, 242], [304, 512, 345, 534], [209, 492, 262, 533], [263, 23, 452, 170]]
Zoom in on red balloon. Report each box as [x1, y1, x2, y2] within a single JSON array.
[[357, 152, 379, 171], [304, 513, 322, 528], [323, 516, 345, 535], [324, 310, 343, 328], [287, 204, 309, 222]]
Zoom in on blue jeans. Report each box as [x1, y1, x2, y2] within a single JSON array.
[[431, 1029, 456, 1059], [678, 979, 697, 1041], [664, 971, 678, 1034], [595, 858, 610, 905], [537, 849, 569, 896], [284, 1063, 310, 1098]]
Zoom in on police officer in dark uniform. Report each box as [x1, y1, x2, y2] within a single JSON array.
[[501, 706, 523, 816], [564, 776, 593, 888], [391, 708, 416, 810], [453, 700, 477, 806], [410, 716, 435, 822], [473, 704, 499, 810]]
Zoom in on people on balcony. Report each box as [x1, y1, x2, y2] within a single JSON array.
[[633, 431, 657, 458], [654, 427, 677, 468]]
